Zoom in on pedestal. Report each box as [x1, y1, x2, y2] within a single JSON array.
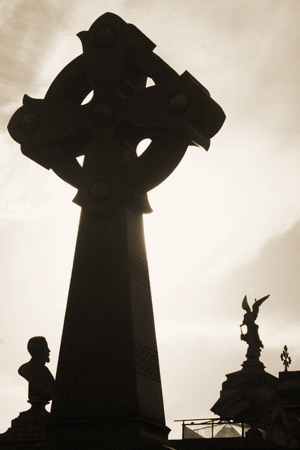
[[0, 402, 49, 449], [211, 363, 278, 423]]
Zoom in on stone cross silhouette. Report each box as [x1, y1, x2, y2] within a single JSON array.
[[8, 13, 225, 450], [281, 345, 292, 372]]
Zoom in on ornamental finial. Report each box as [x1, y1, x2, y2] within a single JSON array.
[[280, 345, 292, 372]]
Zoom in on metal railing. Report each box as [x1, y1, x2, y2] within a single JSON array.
[[174, 418, 251, 439]]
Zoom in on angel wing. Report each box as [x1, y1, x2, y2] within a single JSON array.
[[241, 295, 251, 313], [252, 294, 270, 316]]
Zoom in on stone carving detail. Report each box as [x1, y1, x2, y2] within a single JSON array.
[[135, 344, 160, 381], [129, 254, 150, 286]]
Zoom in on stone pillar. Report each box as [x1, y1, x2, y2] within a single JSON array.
[[48, 207, 170, 449]]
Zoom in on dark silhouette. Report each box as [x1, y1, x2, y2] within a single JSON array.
[[18, 336, 54, 404], [281, 345, 292, 372], [7, 12, 226, 450], [240, 294, 269, 360], [0, 338, 55, 444]]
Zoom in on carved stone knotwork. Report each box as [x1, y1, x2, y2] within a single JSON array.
[[129, 254, 150, 286], [135, 344, 160, 382]]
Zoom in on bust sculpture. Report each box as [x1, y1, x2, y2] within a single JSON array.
[[18, 336, 55, 405]]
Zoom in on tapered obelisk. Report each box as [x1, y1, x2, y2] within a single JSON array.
[[8, 12, 225, 450]]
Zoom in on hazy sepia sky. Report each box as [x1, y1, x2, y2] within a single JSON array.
[[0, 0, 300, 438]]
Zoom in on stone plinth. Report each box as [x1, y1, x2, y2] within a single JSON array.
[[211, 366, 300, 447], [211, 364, 278, 423], [0, 404, 49, 449]]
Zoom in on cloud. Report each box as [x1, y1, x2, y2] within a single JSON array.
[[0, 385, 24, 395], [145, 140, 300, 286], [0, 134, 47, 224]]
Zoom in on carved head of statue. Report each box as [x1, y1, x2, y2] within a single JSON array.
[[242, 310, 256, 326], [27, 336, 50, 364]]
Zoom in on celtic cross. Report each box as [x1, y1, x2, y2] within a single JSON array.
[[8, 13, 225, 217], [8, 13, 225, 450]]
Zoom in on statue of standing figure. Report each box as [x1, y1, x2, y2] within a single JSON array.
[[240, 295, 269, 361]]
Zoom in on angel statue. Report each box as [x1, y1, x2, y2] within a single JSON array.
[[240, 295, 269, 360]]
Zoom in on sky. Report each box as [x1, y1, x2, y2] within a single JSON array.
[[0, 0, 300, 439]]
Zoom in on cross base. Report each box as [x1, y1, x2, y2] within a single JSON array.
[[47, 419, 174, 450]]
